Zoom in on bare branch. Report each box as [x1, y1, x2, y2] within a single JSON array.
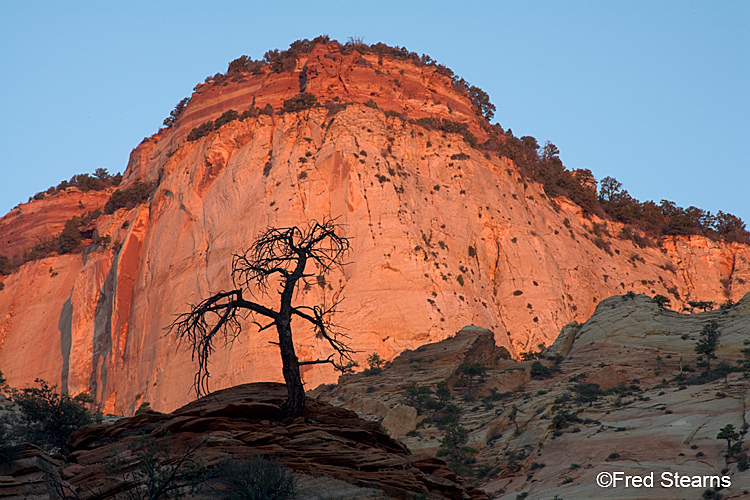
[[169, 290, 278, 396], [298, 355, 334, 366], [232, 219, 350, 294], [291, 295, 357, 369]]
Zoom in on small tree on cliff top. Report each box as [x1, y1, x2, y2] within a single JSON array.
[[169, 220, 354, 417]]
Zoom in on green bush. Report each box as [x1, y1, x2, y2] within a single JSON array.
[[551, 410, 582, 430], [22, 236, 56, 262], [11, 379, 97, 454], [0, 424, 19, 464], [58, 216, 83, 254], [436, 423, 477, 475], [103, 181, 154, 214], [187, 120, 216, 142], [457, 362, 487, 396], [214, 455, 297, 500], [282, 93, 318, 113], [363, 353, 384, 376], [162, 97, 190, 128], [572, 382, 603, 405], [530, 361, 553, 379], [0, 255, 12, 276], [652, 294, 671, 308], [401, 383, 434, 414], [214, 109, 240, 128], [467, 85, 495, 120]]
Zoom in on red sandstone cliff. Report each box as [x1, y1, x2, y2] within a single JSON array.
[[0, 43, 748, 415]]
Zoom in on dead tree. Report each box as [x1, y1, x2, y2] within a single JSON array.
[[169, 220, 354, 417]]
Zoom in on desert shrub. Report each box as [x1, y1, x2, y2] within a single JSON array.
[[324, 101, 347, 116], [702, 488, 723, 500], [59, 216, 83, 254], [652, 294, 671, 308], [240, 107, 262, 120], [435, 381, 451, 403], [214, 109, 240, 128], [282, 93, 318, 113], [104, 181, 154, 214], [412, 118, 478, 146], [551, 410, 582, 430], [521, 345, 545, 360], [363, 353, 384, 376], [107, 433, 209, 500], [37, 208, 107, 257], [38, 169, 120, 199], [530, 361, 553, 380], [482, 388, 512, 404], [11, 379, 96, 454], [437, 423, 477, 475], [162, 97, 190, 128], [457, 362, 487, 396], [0, 255, 13, 276], [22, 236, 56, 262], [213, 455, 297, 500], [186, 120, 216, 141], [430, 403, 461, 429], [571, 382, 603, 405], [467, 85, 495, 120], [401, 383, 434, 414], [0, 417, 20, 464]]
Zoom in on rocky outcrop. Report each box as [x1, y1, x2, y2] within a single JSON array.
[[317, 293, 750, 499], [0, 383, 489, 500], [0, 42, 748, 415]]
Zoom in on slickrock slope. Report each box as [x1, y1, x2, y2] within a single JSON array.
[[0, 42, 749, 415], [0, 383, 489, 500], [316, 293, 750, 499]]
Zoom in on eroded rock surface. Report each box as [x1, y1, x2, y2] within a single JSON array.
[[0, 42, 748, 415]]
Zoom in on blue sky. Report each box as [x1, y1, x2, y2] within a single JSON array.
[[1, 1, 748, 224]]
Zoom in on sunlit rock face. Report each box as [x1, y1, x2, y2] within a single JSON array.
[[0, 43, 748, 415]]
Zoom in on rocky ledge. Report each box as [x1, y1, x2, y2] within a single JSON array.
[[0, 383, 489, 500]]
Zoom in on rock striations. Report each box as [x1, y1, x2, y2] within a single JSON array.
[[0, 384, 489, 500], [0, 42, 748, 414]]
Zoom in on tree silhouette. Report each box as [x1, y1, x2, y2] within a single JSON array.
[[169, 220, 354, 417]]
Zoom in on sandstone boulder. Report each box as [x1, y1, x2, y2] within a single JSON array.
[[381, 404, 418, 440]]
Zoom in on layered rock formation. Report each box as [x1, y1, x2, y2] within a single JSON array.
[[0, 42, 748, 414], [0, 384, 489, 500], [316, 293, 750, 499]]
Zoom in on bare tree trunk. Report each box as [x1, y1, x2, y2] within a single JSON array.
[[277, 320, 305, 417]]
